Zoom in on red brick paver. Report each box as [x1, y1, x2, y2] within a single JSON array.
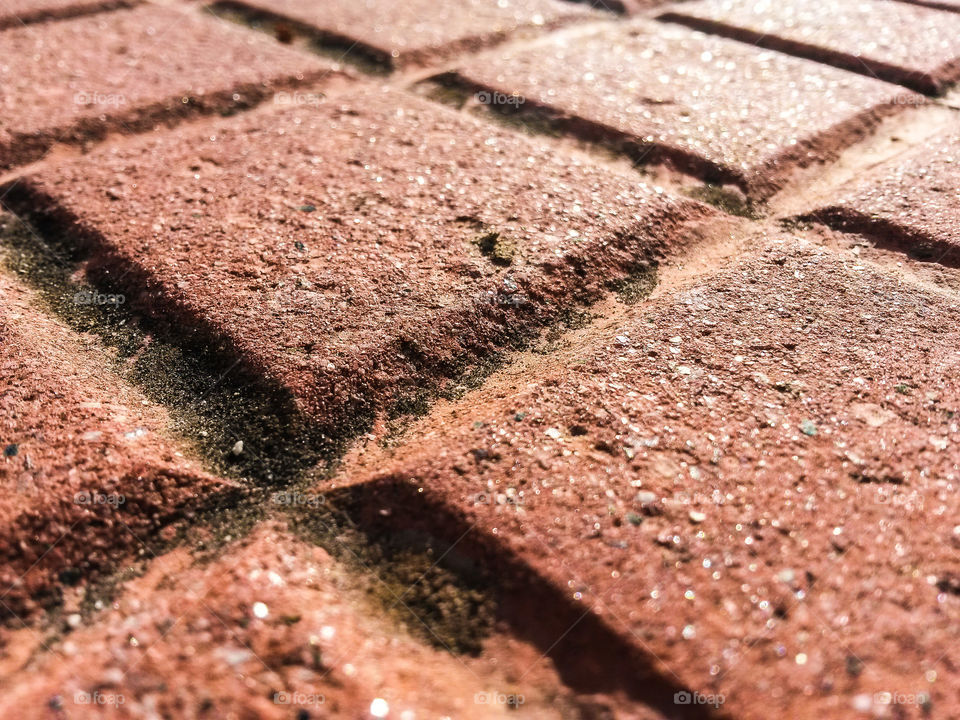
[[6, 83, 718, 430], [347, 235, 960, 719], [806, 131, 960, 267], [660, 0, 960, 95], [2, 1, 960, 717], [0, 4, 337, 170], [0, 524, 579, 719], [0, 0, 135, 29], [446, 19, 912, 198], [0, 271, 229, 620], [215, 0, 598, 68]]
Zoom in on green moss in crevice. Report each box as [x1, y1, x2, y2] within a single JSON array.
[[441, 352, 508, 402], [473, 230, 516, 266], [288, 497, 496, 655], [420, 82, 472, 110], [686, 183, 760, 219], [607, 263, 659, 305]]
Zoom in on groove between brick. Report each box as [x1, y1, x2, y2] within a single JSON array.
[[657, 12, 956, 96], [0, 0, 138, 30]]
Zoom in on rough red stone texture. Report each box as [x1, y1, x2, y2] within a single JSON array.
[[0, 524, 580, 719], [0, 0, 136, 29], [0, 4, 338, 170], [446, 19, 912, 199], [659, 0, 960, 95], [346, 234, 960, 720], [215, 0, 598, 68], [6, 82, 719, 431], [806, 132, 960, 268], [3, 3, 958, 716], [0, 272, 230, 620]]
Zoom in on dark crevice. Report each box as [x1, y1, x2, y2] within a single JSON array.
[[685, 184, 761, 220], [1, 484, 248, 622], [894, 0, 960, 12], [0, 70, 339, 172], [0, 204, 345, 486], [797, 208, 960, 269], [207, 1, 393, 75], [606, 262, 659, 304], [288, 494, 497, 656], [657, 12, 950, 96], [419, 73, 752, 196], [322, 479, 734, 720], [0, 0, 139, 30]]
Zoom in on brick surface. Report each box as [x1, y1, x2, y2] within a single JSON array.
[[660, 0, 960, 95], [448, 20, 912, 199], [3, 2, 960, 716], [0, 0, 135, 28], [216, 0, 597, 68], [807, 132, 960, 267], [348, 236, 960, 719], [0, 524, 578, 719], [0, 5, 337, 170], [0, 272, 229, 619], [7, 83, 717, 430]]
